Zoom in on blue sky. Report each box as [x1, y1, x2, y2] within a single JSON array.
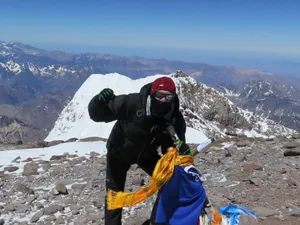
[[1, 0, 300, 56]]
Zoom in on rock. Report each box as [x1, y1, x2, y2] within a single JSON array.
[[65, 138, 78, 143], [50, 167, 63, 177], [50, 155, 66, 161], [252, 206, 278, 218], [70, 205, 81, 215], [4, 203, 17, 211], [90, 151, 100, 158], [87, 214, 102, 222], [47, 140, 64, 147], [249, 177, 263, 186], [30, 210, 44, 223], [63, 199, 76, 206], [22, 161, 39, 176], [283, 142, 299, 149], [132, 177, 145, 186], [286, 178, 299, 187], [74, 217, 89, 224], [79, 136, 107, 142], [243, 163, 264, 172], [44, 215, 57, 222], [4, 166, 19, 172], [55, 183, 68, 195], [51, 187, 59, 195], [236, 141, 248, 147], [13, 183, 35, 195], [42, 162, 51, 171], [224, 149, 232, 157], [66, 154, 78, 158], [226, 171, 250, 181], [225, 131, 237, 136], [26, 195, 37, 204], [35, 202, 44, 210], [265, 137, 274, 141], [292, 133, 300, 139], [15, 204, 30, 213], [289, 205, 300, 217], [34, 141, 49, 148], [36, 160, 49, 164], [55, 216, 65, 224], [87, 178, 105, 189], [284, 148, 300, 156], [92, 157, 106, 169], [22, 157, 33, 162], [0, 219, 4, 225], [71, 183, 86, 194], [71, 156, 87, 165], [11, 156, 21, 162], [44, 204, 65, 215]]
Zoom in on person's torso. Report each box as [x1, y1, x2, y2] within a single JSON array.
[[107, 93, 173, 161]]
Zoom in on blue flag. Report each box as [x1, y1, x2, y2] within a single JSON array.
[[155, 165, 208, 225]]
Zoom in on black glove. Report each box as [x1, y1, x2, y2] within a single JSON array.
[[98, 88, 115, 103]]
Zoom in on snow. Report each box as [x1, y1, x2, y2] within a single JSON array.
[[0, 51, 10, 56], [223, 88, 240, 97], [0, 141, 107, 173], [185, 127, 208, 143], [6, 60, 22, 74], [45, 73, 208, 143], [246, 89, 252, 98], [0, 62, 6, 68]]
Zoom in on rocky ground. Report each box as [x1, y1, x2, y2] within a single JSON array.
[[0, 136, 300, 225]]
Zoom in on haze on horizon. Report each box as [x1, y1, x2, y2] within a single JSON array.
[[1, 0, 300, 77]]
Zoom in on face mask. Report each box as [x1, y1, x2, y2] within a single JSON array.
[[150, 96, 173, 118]]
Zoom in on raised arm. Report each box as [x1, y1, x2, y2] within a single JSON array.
[[88, 88, 128, 123]]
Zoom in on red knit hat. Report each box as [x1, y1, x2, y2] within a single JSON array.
[[150, 77, 176, 95]]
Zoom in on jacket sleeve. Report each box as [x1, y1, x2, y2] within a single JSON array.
[[88, 94, 128, 123], [174, 111, 187, 143]]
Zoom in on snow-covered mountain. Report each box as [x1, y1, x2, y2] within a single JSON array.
[[45, 72, 207, 144], [218, 80, 300, 131], [45, 71, 296, 143]]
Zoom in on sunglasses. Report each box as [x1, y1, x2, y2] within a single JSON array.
[[153, 91, 175, 101]]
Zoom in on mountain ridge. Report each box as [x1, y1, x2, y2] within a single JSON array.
[[45, 71, 296, 143], [218, 80, 300, 131]]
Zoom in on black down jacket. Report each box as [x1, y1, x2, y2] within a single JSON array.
[[88, 82, 186, 164]]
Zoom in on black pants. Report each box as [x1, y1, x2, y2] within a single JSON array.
[[105, 147, 161, 225]]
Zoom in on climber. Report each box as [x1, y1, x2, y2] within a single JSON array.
[[88, 76, 191, 225]]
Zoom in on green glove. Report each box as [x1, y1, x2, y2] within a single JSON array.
[[98, 88, 115, 103], [174, 139, 191, 155]]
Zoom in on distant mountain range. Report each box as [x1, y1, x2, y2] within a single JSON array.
[[0, 40, 300, 143], [217, 80, 300, 131]]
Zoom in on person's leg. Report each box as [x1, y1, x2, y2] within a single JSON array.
[[105, 148, 131, 225]]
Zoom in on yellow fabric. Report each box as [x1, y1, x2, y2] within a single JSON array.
[[106, 147, 194, 210]]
